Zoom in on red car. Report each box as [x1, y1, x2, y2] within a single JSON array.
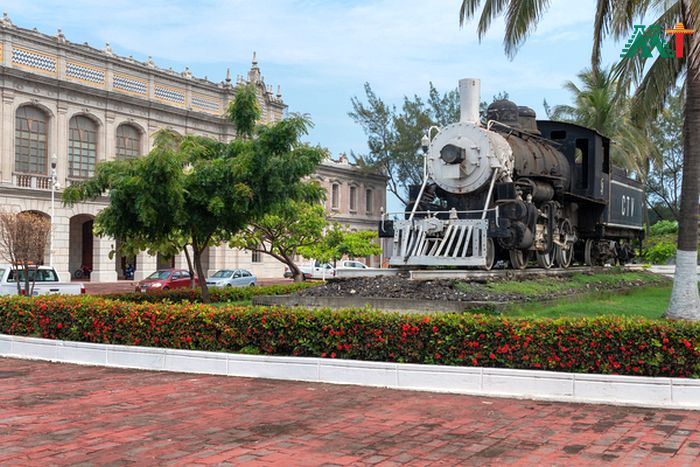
[[136, 269, 198, 293]]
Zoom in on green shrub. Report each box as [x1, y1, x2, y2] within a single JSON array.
[[102, 282, 315, 303], [642, 241, 677, 264], [650, 220, 679, 236], [1, 295, 699, 378]]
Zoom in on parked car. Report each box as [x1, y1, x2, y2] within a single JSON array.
[[283, 261, 335, 280], [336, 260, 369, 270], [0, 264, 85, 296], [136, 269, 198, 293], [206, 269, 256, 288]]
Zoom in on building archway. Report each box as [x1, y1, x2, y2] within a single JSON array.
[[69, 214, 94, 280]]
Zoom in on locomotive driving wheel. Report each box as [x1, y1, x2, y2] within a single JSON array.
[[584, 239, 603, 266], [536, 250, 554, 269], [555, 219, 575, 268], [482, 238, 496, 271], [509, 249, 529, 270]]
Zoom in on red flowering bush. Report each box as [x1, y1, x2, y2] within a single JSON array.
[[102, 282, 315, 303], [1, 295, 699, 378]]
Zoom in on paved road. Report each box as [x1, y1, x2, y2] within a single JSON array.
[[1, 358, 699, 465]]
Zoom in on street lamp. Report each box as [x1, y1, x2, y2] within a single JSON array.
[[49, 154, 57, 266]]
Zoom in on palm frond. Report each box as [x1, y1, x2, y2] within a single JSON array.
[[476, 0, 509, 39], [503, 0, 551, 58], [592, 0, 613, 68], [630, 55, 685, 126], [459, 0, 484, 26]]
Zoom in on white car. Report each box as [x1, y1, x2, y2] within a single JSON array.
[[205, 269, 256, 288], [0, 265, 85, 296], [336, 260, 369, 270]]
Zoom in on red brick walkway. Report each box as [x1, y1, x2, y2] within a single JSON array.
[[1, 358, 698, 466]]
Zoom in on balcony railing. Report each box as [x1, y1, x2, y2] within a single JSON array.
[[13, 173, 53, 190]]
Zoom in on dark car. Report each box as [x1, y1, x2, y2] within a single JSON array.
[[136, 269, 198, 293]]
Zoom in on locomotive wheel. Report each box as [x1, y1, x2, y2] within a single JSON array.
[[584, 239, 602, 266], [482, 238, 496, 271], [536, 251, 554, 269], [509, 249, 529, 270], [555, 219, 574, 268]]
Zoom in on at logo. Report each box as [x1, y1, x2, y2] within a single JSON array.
[[621, 22, 694, 59]]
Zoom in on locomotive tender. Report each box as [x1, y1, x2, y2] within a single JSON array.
[[379, 78, 643, 270]]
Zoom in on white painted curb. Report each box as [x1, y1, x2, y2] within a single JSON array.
[[1, 333, 698, 410]]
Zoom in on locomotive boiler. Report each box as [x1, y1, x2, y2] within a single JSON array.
[[379, 78, 643, 270]]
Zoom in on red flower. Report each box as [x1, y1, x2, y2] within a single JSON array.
[[489, 353, 496, 359]]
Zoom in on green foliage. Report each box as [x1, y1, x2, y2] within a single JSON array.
[[226, 83, 261, 138], [229, 197, 327, 281], [299, 225, 382, 264], [650, 220, 679, 236], [102, 282, 315, 304], [64, 89, 325, 302], [643, 241, 677, 264], [546, 64, 656, 173], [647, 87, 683, 222], [3, 295, 700, 377], [349, 82, 459, 205]]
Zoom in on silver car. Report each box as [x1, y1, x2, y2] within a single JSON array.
[[205, 269, 256, 288]]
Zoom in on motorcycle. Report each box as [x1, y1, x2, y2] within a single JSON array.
[[73, 264, 92, 279]]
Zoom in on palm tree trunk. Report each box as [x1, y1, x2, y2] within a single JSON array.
[[665, 23, 700, 319]]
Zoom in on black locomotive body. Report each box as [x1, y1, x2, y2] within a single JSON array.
[[380, 88, 644, 270]]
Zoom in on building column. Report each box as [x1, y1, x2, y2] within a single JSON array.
[[52, 214, 71, 282], [56, 105, 69, 186], [134, 251, 157, 280], [91, 235, 118, 282], [1, 92, 14, 183]]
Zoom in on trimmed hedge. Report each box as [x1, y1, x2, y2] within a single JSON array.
[[102, 282, 315, 303], [1, 295, 699, 378]]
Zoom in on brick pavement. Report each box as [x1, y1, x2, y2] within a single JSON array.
[[1, 357, 699, 466]]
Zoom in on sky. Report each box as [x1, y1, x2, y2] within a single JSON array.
[[4, 0, 628, 208]]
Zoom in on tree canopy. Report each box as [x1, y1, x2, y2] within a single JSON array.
[[64, 83, 326, 302]]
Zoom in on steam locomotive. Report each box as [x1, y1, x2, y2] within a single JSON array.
[[379, 78, 643, 270]]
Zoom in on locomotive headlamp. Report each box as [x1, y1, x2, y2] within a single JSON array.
[[421, 134, 430, 155], [440, 144, 465, 164]]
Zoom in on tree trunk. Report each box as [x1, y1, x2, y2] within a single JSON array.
[[665, 22, 700, 319], [183, 244, 196, 288], [192, 245, 211, 304]]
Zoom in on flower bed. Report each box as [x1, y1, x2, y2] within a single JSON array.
[[1, 295, 699, 378], [102, 282, 315, 303]]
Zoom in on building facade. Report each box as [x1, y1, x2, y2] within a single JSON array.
[[0, 17, 386, 281]]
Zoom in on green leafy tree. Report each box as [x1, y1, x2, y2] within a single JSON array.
[[459, 0, 700, 318], [64, 84, 325, 302], [349, 83, 459, 206], [229, 197, 328, 282], [647, 87, 684, 222], [299, 225, 382, 270], [545, 64, 657, 174]]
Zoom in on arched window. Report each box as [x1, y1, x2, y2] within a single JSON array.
[[116, 124, 141, 160], [68, 116, 97, 178], [365, 189, 373, 214], [331, 183, 340, 209], [15, 106, 48, 175], [349, 185, 357, 212]]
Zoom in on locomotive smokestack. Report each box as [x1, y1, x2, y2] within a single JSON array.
[[459, 78, 481, 125]]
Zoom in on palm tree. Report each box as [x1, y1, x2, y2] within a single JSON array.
[[547, 64, 657, 175], [460, 0, 699, 319]]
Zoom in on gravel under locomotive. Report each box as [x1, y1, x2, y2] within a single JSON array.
[[379, 78, 643, 270]]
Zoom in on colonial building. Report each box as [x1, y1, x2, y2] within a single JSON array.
[[0, 17, 386, 281]]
